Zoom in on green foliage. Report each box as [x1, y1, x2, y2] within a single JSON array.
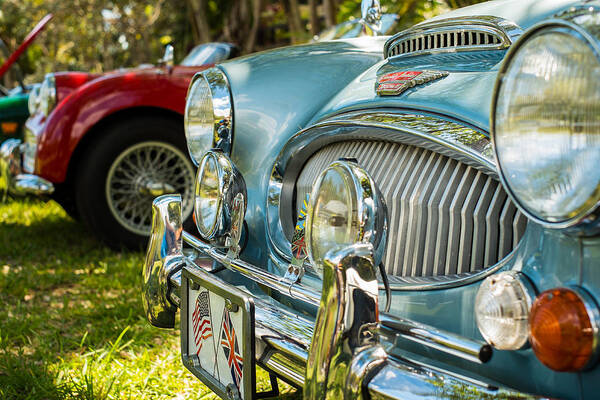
[[0, 0, 193, 84]]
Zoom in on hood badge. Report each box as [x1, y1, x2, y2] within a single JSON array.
[[376, 70, 448, 96]]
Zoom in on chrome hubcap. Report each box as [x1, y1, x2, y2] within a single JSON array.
[[105, 141, 195, 236]]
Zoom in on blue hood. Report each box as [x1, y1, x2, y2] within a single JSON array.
[[312, 0, 579, 132]]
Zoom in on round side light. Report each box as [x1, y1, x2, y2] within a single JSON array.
[[475, 271, 536, 350], [529, 287, 599, 372]]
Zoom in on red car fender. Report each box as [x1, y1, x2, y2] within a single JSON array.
[[35, 65, 206, 183]]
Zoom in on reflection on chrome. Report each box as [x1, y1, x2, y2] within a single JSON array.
[[193, 150, 247, 249], [142, 194, 184, 328]]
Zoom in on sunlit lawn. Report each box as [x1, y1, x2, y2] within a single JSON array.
[[0, 197, 298, 399]]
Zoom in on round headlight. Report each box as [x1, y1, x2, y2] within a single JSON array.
[[38, 74, 56, 117], [194, 150, 246, 245], [475, 271, 535, 350], [185, 69, 233, 165], [305, 160, 387, 276], [27, 85, 40, 115], [492, 24, 600, 228]]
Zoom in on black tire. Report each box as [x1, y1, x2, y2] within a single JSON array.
[[51, 182, 80, 221], [74, 116, 196, 249]]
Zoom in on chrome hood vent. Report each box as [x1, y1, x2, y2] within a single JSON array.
[[384, 16, 522, 59]]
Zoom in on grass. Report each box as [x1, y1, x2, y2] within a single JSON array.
[[0, 197, 299, 399]]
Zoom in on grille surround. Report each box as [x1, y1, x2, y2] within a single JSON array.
[[383, 16, 522, 59], [266, 111, 526, 289]]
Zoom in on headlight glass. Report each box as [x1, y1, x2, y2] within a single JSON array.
[[195, 153, 220, 237], [185, 76, 214, 165], [27, 85, 40, 115], [38, 74, 56, 117], [307, 164, 360, 274], [494, 28, 600, 225], [475, 271, 534, 350]]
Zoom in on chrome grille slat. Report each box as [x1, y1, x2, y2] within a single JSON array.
[[408, 153, 444, 277], [422, 157, 455, 276], [295, 140, 526, 278]]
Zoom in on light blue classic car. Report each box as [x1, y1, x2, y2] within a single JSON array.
[[143, 0, 600, 398]]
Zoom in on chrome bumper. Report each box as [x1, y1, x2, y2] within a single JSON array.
[[143, 194, 545, 400], [0, 139, 54, 196]]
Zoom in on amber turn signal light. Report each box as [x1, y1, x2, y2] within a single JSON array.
[[529, 287, 599, 372], [1, 122, 18, 135]]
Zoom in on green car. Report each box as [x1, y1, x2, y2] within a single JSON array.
[[0, 14, 51, 141]]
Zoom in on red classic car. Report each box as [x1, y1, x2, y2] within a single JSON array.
[[0, 42, 239, 248]]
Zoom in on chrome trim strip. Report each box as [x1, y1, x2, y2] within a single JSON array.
[[182, 230, 322, 306], [384, 15, 522, 59], [379, 313, 492, 364], [367, 358, 542, 400]]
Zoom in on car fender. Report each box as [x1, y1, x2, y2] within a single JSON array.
[[36, 68, 199, 183]]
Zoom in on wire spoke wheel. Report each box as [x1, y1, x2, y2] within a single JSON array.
[[105, 141, 195, 236]]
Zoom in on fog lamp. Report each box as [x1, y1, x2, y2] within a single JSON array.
[[529, 287, 599, 372], [305, 159, 387, 277], [475, 271, 535, 350], [194, 150, 246, 246]]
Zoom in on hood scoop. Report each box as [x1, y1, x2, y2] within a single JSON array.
[[384, 16, 522, 59]]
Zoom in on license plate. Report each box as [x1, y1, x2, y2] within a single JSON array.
[[181, 266, 255, 400]]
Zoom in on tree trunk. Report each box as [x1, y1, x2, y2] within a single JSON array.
[[282, 0, 304, 44], [187, 0, 211, 44], [245, 0, 263, 53], [323, 0, 336, 28], [308, 0, 319, 36]]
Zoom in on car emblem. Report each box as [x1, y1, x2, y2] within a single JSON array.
[[376, 70, 449, 96]]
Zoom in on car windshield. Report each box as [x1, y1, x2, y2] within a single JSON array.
[[180, 44, 229, 66], [317, 13, 398, 40]]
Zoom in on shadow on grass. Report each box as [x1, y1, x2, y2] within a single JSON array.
[[0, 198, 301, 399]]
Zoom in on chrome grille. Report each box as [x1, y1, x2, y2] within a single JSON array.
[[295, 140, 527, 278], [387, 30, 503, 58], [383, 16, 521, 59]]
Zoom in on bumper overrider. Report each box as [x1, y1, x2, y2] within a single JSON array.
[[0, 139, 53, 196], [143, 194, 545, 399]]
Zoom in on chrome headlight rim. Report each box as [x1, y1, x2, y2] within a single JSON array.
[[305, 159, 387, 275], [39, 74, 56, 117], [185, 68, 234, 165], [490, 19, 600, 231], [194, 149, 246, 245], [27, 84, 40, 115]]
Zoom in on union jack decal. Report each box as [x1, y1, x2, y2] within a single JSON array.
[[191, 291, 213, 355], [291, 193, 310, 260], [220, 308, 243, 390]]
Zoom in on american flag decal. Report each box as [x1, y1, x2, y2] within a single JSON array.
[[192, 291, 213, 355], [220, 309, 243, 390]]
